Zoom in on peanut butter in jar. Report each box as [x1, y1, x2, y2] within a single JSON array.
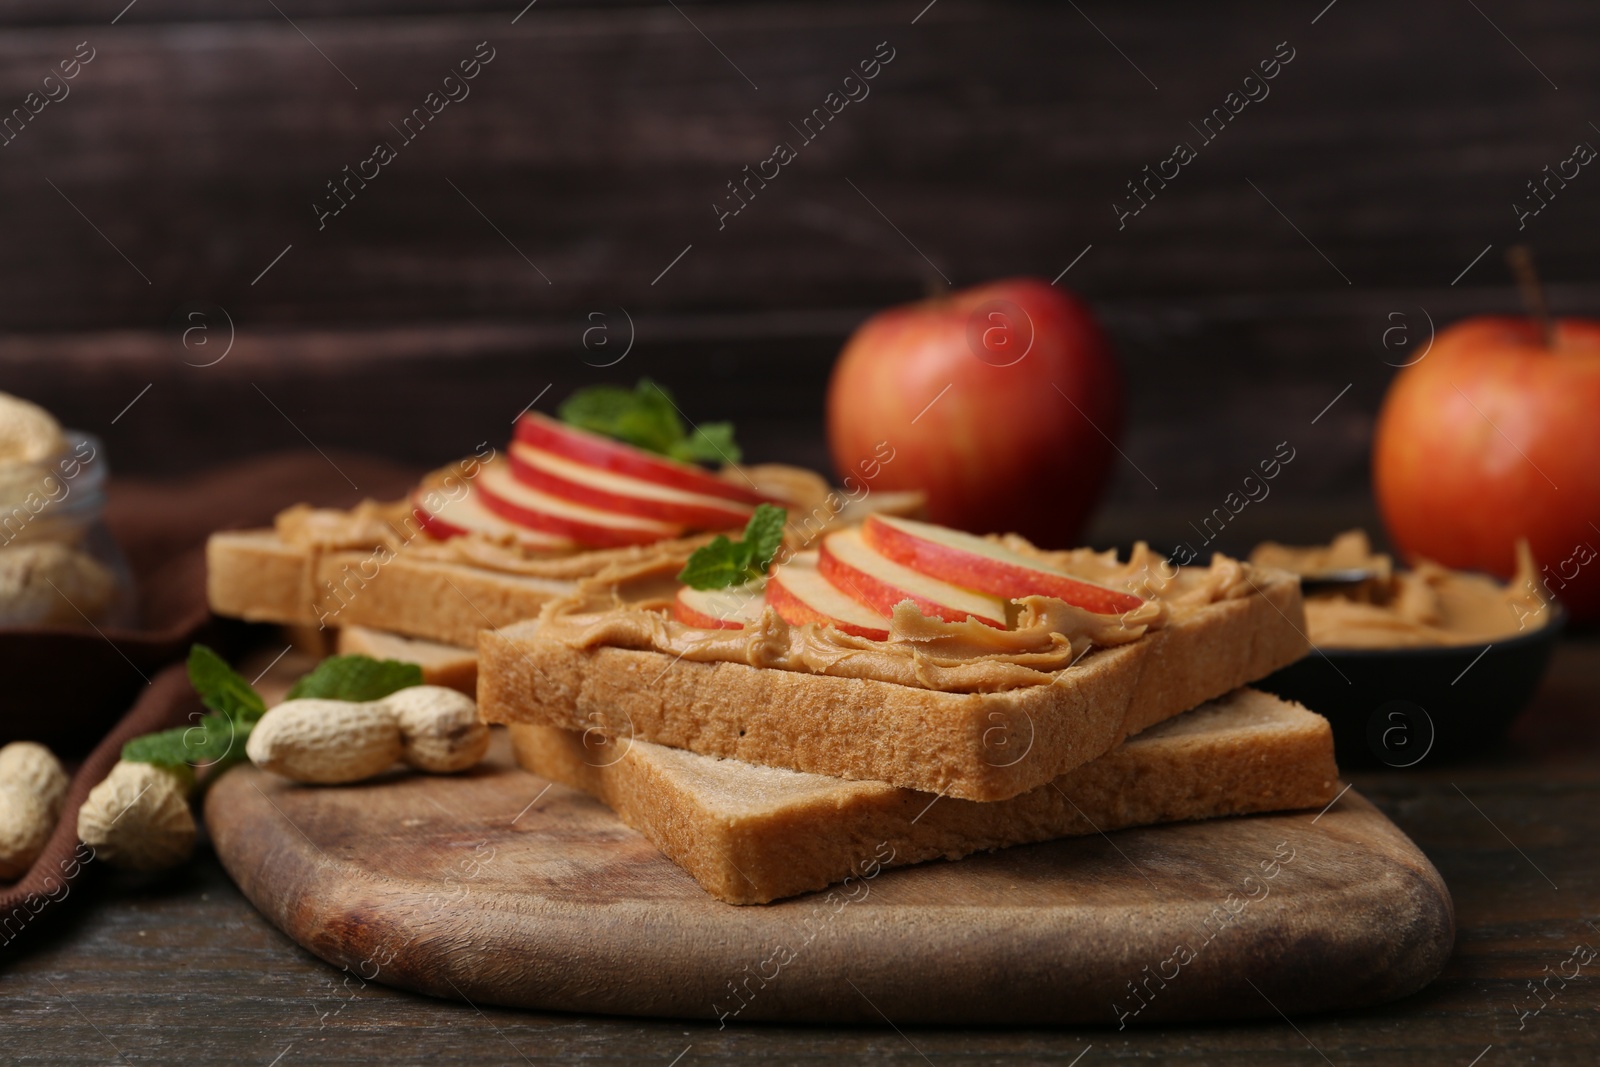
[[0, 392, 134, 628]]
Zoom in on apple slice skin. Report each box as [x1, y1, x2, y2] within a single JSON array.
[[674, 584, 766, 630], [507, 443, 753, 529], [862, 514, 1144, 615], [766, 565, 890, 641], [411, 490, 574, 552], [476, 465, 682, 549], [818, 532, 1007, 629], [516, 413, 769, 508], [415, 505, 477, 544]]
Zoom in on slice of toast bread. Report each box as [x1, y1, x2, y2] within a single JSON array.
[[478, 569, 1308, 802], [335, 626, 479, 695], [509, 688, 1339, 904], [208, 491, 925, 648], [208, 529, 593, 648]]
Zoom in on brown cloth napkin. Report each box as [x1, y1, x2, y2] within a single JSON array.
[[0, 450, 419, 948], [0, 664, 198, 941]]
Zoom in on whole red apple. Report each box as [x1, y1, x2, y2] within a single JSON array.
[[1373, 316, 1600, 621], [826, 278, 1123, 546]]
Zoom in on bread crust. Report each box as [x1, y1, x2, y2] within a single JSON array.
[[479, 571, 1309, 801], [509, 688, 1339, 904], [207, 530, 579, 647], [206, 489, 923, 646]]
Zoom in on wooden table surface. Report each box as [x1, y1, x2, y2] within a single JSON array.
[[4, 635, 1597, 1065]]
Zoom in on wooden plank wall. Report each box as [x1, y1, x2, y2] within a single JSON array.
[[0, 0, 1594, 548]]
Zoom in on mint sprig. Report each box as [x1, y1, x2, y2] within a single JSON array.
[[559, 379, 741, 464], [285, 655, 423, 702], [123, 645, 268, 772], [678, 504, 787, 590], [122, 712, 240, 775], [121, 646, 423, 774], [189, 644, 266, 722]]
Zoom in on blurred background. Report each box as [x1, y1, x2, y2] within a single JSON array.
[[2, 0, 1595, 556]]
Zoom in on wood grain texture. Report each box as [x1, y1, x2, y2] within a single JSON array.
[[200, 732, 1451, 1025], [0, 0, 1594, 328], [2, 0, 1597, 512]]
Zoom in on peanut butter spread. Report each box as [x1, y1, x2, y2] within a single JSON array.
[[1250, 529, 1549, 649], [275, 498, 704, 582], [538, 544, 1265, 693]]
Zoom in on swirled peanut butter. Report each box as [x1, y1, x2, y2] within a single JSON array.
[[539, 545, 1267, 694], [1250, 529, 1549, 649], [274, 498, 704, 582]]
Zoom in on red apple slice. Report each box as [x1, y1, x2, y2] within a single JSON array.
[[673, 582, 767, 630], [861, 514, 1145, 615], [475, 461, 683, 547], [766, 552, 891, 640], [412, 487, 574, 551], [516, 413, 769, 507], [507, 442, 754, 529], [819, 528, 1008, 628]]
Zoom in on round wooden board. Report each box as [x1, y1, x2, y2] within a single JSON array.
[[206, 734, 1454, 1025]]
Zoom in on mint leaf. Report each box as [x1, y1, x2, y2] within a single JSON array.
[[740, 503, 786, 570], [560, 379, 741, 464], [188, 644, 266, 724], [123, 713, 250, 773], [559, 379, 679, 454], [285, 655, 423, 702], [122, 729, 194, 768], [123, 644, 262, 774], [677, 504, 788, 590], [669, 420, 740, 464], [677, 534, 745, 590]]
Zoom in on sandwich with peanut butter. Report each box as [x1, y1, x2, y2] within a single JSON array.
[[206, 380, 919, 647], [479, 510, 1313, 801], [474, 506, 1338, 902]]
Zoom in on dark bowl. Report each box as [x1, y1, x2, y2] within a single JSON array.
[[1254, 604, 1566, 768]]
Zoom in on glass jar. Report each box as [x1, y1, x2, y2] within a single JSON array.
[[0, 430, 137, 629]]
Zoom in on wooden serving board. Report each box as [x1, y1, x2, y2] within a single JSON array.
[[206, 735, 1454, 1026]]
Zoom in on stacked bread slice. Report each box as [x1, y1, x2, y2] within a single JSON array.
[[480, 567, 1310, 801], [509, 691, 1336, 903], [335, 617, 1337, 904], [475, 523, 1339, 904]]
